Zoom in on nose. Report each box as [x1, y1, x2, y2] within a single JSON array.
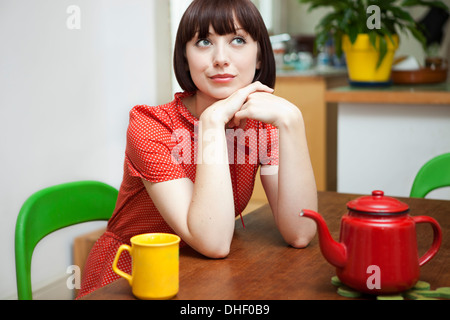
[[212, 43, 230, 68]]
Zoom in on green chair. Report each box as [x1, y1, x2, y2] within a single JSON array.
[[15, 180, 118, 300], [410, 153, 450, 198]]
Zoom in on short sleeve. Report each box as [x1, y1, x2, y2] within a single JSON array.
[[124, 105, 187, 183]]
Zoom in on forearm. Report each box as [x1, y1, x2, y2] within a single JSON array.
[[275, 109, 318, 247], [187, 119, 235, 257]]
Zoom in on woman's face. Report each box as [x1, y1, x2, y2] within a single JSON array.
[[185, 22, 261, 101]]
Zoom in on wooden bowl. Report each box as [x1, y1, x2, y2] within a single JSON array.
[[392, 67, 448, 84]]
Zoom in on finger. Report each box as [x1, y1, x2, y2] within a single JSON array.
[[240, 81, 274, 96], [233, 110, 248, 127], [250, 81, 274, 92], [228, 82, 273, 105], [238, 118, 247, 129], [219, 82, 273, 124]]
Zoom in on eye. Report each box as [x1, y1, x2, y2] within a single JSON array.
[[231, 36, 246, 45], [195, 39, 211, 47]]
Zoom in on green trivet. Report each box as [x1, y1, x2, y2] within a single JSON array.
[[331, 276, 449, 300]]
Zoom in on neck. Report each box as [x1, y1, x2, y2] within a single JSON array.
[[185, 91, 218, 119]]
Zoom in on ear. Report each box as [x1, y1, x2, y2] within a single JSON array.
[[256, 59, 261, 70], [256, 42, 262, 70]]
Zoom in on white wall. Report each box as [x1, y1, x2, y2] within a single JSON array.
[[337, 103, 450, 200], [0, 0, 171, 299], [169, 0, 192, 94]]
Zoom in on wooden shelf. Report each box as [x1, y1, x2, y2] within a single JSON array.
[[326, 82, 450, 105]]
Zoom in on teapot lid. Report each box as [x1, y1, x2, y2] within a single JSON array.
[[347, 190, 409, 215]]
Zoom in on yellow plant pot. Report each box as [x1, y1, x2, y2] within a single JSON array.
[[343, 34, 399, 83]]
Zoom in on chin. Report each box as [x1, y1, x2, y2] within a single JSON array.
[[206, 88, 237, 100], [196, 80, 253, 101], [212, 83, 251, 98]]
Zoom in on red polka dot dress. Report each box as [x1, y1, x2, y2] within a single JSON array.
[[77, 92, 279, 298]]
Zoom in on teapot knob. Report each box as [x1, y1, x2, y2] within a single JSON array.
[[372, 190, 384, 197]]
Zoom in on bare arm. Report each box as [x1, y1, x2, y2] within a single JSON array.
[[264, 109, 317, 247], [234, 93, 318, 248], [142, 121, 235, 258]]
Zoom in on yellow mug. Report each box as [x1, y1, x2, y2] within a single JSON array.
[[112, 233, 180, 300]]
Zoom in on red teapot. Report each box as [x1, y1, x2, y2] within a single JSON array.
[[301, 190, 442, 294]]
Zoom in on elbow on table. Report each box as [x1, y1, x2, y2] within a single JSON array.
[[285, 219, 318, 249], [287, 233, 316, 249], [197, 241, 231, 259], [202, 246, 230, 259], [289, 238, 311, 249]]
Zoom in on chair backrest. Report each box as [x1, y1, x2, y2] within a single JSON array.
[[410, 153, 450, 198], [15, 180, 118, 300]]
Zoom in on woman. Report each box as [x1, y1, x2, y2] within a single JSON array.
[[78, 0, 317, 298]]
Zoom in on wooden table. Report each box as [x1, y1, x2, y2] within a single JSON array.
[[80, 191, 450, 300]]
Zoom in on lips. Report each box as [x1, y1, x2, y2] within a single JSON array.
[[210, 74, 235, 83]]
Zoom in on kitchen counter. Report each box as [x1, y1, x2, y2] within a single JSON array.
[[325, 81, 450, 200], [326, 82, 450, 105], [277, 67, 347, 79]]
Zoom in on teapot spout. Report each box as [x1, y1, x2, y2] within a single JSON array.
[[300, 209, 347, 268]]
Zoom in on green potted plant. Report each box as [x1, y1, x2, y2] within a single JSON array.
[[298, 0, 448, 85]]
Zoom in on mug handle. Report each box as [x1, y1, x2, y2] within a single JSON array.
[[112, 244, 133, 285], [413, 216, 442, 266]]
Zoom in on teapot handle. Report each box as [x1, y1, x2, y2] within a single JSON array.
[[413, 216, 442, 266]]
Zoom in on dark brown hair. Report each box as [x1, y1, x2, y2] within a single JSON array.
[[174, 0, 276, 92]]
